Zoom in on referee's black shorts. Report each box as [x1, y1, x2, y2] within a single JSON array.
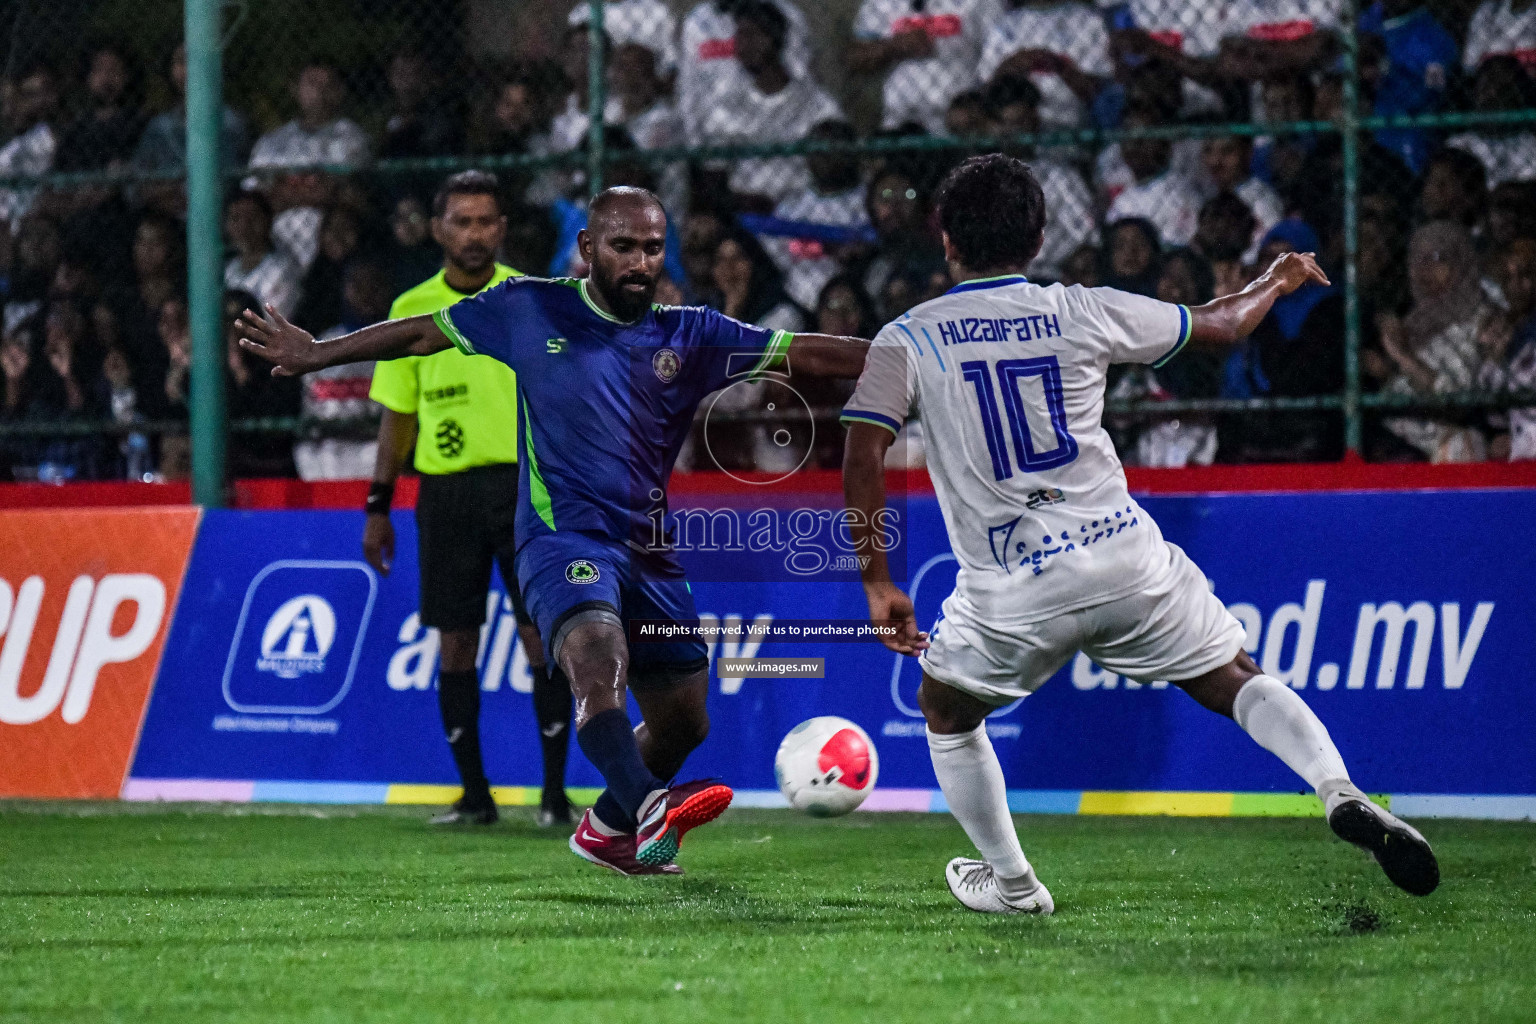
[[415, 462, 532, 632]]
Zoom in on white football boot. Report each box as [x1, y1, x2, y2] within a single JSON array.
[[945, 857, 1055, 915]]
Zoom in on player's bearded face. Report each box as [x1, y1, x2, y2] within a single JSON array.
[[591, 228, 665, 320]]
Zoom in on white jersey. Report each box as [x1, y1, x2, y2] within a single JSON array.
[[1463, 0, 1536, 73], [679, 0, 812, 143], [696, 78, 843, 203], [842, 274, 1192, 625], [853, 0, 1001, 134]]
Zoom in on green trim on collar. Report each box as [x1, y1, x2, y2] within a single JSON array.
[[578, 278, 642, 324]]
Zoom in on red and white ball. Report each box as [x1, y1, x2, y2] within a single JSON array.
[[774, 716, 879, 817]]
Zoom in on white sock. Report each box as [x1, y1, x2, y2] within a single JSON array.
[[1232, 675, 1350, 798], [927, 724, 1036, 899]]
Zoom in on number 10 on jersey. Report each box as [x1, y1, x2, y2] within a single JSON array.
[[961, 357, 1079, 480]]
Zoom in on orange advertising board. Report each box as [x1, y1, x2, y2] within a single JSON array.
[[0, 507, 199, 799]]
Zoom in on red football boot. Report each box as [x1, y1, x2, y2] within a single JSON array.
[[568, 809, 681, 875], [634, 780, 733, 866]]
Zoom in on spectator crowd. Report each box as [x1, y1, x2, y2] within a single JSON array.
[[3, 0, 1536, 482]]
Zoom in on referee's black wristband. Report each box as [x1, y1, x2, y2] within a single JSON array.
[[365, 482, 394, 516]]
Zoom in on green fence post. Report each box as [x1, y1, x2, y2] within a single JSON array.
[[1341, 0, 1363, 456], [586, 0, 606, 197], [186, 0, 226, 505]]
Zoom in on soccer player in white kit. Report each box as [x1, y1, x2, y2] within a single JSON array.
[[840, 155, 1439, 915]]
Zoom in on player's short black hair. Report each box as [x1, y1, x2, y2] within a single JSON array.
[[433, 170, 502, 218], [934, 154, 1045, 273]]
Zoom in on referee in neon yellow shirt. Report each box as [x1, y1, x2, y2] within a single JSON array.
[[364, 171, 572, 827]]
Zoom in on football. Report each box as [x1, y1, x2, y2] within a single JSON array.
[[774, 716, 879, 817]]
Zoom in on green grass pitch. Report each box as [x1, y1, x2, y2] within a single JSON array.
[[2, 803, 1532, 1023]]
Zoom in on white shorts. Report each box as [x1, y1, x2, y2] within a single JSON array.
[[919, 542, 1246, 707]]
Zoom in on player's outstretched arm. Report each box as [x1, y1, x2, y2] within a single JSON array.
[[783, 333, 871, 379], [235, 304, 450, 377], [843, 421, 928, 656], [1187, 251, 1330, 347]]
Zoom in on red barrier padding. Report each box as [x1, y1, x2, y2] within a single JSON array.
[[0, 460, 1531, 510], [1123, 459, 1536, 494], [231, 476, 420, 510]]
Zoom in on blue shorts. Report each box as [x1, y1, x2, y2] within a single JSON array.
[[515, 531, 708, 688]]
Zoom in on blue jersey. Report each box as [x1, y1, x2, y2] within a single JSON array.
[[434, 276, 792, 548]]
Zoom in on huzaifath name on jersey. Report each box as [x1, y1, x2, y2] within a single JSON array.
[[935, 312, 1063, 346]]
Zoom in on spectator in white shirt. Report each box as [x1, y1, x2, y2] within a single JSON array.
[[609, 43, 689, 220], [697, 0, 843, 208], [1094, 59, 1211, 202], [679, 0, 811, 143], [1203, 134, 1283, 261], [1463, 0, 1536, 76], [568, 0, 680, 77], [977, 0, 1113, 130], [1481, 237, 1536, 460], [981, 75, 1097, 279], [1104, 104, 1205, 246], [247, 62, 371, 270], [0, 64, 60, 230], [1376, 221, 1497, 462], [550, 24, 623, 156], [761, 119, 870, 308], [1122, 0, 1342, 111], [222, 190, 302, 320], [1448, 55, 1536, 188], [293, 259, 393, 481], [849, 0, 1000, 134]]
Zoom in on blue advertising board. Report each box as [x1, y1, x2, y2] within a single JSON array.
[[133, 509, 599, 791], [130, 490, 1536, 811]]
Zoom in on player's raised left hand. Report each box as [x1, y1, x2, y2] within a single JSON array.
[[1263, 251, 1330, 296], [235, 304, 322, 377], [865, 581, 929, 656]]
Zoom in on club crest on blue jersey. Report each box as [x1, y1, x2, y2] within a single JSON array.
[[566, 559, 600, 584], [652, 348, 681, 382]]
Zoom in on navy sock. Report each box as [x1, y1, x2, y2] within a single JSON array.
[[531, 664, 572, 810], [577, 708, 663, 823], [438, 669, 490, 804], [592, 789, 635, 831]]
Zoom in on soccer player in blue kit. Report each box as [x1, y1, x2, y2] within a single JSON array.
[[236, 187, 871, 874]]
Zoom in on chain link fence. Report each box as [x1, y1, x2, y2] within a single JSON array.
[[1, 0, 1534, 484]]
